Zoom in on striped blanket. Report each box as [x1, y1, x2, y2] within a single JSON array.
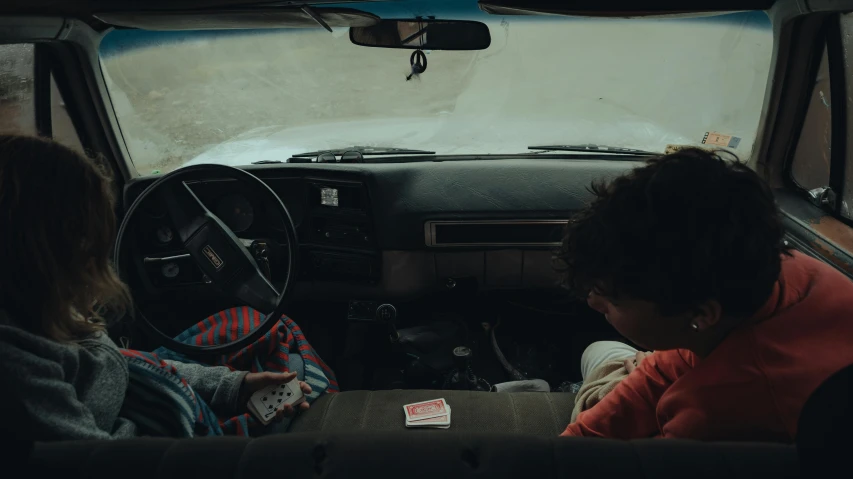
[[119, 307, 338, 437]]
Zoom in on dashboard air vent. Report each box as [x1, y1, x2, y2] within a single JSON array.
[[425, 220, 568, 247]]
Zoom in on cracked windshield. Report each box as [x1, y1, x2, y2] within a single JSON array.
[[99, 1, 773, 176]]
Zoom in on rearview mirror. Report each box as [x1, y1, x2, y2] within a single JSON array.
[[350, 19, 491, 51]]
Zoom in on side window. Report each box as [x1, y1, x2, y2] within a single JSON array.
[[0, 44, 35, 135], [790, 45, 831, 191], [0, 44, 85, 152]]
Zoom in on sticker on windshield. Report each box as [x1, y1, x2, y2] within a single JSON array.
[[702, 132, 741, 149]]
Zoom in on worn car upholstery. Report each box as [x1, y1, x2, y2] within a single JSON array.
[[29, 432, 798, 479], [22, 389, 802, 478], [289, 390, 575, 435], [26, 389, 802, 478], [27, 357, 853, 479]]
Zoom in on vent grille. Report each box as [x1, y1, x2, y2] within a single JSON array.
[[425, 220, 568, 247]]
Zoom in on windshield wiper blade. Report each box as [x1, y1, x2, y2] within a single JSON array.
[[528, 144, 659, 156], [291, 146, 436, 158]]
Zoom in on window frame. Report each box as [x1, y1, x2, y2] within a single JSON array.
[[787, 42, 831, 191], [825, 17, 848, 216], [33, 43, 52, 138], [33, 40, 128, 190], [783, 14, 853, 226]]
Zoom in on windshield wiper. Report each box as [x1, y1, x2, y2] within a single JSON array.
[[290, 146, 436, 158], [248, 144, 656, 165], [528, 144, 659, 156], [251, 146, 437, 164]]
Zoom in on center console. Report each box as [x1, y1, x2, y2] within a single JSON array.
[[301, 179, 380, 284]]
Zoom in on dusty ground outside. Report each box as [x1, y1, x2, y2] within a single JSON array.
[[0, 44, 35, 136], [98, 16, 772, 175], [102, 29, 482, 174]]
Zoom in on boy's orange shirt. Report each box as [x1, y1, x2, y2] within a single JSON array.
[[563, 251, 853, 441]]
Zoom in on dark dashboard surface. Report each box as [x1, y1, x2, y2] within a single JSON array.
[[125, 159, 634, 247], [123, 159, 636, 300]]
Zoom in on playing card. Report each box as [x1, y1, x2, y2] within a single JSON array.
[[281, 381, 306, 408], [406, 405, 451, 428], [406, 406, 451, 429], [247, 400, 271, 425], [249, 386, 277, 423], [249, 391, 279, 425], [248, 380, 306, 425], [403, 398, 448, 422]]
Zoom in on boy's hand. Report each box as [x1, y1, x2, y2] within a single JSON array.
[[624, 351, 653, 374], [239, 371, 313, 419]]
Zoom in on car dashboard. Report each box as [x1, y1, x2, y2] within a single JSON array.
[[123, 159, 637, 302]]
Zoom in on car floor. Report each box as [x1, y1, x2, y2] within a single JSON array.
[[119, 290, 624, 392], [294, 291, 625, 392]]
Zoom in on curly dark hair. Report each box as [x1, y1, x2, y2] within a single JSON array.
[[554, 148, 788, 318]]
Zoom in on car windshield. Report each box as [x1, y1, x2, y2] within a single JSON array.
[[99, 1, 773, 175]]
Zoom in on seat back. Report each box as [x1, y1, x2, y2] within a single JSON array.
[[796, 363, 853, 476], [0, 380, 34, 463], [30, 433, 798, 479]]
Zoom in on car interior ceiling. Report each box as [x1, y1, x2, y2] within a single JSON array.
[[6, 0, 853, 475]]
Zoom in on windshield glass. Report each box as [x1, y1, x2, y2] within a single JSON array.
[[99, 1, 773, 175]]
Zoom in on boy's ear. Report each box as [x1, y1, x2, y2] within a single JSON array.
[[691, 300, 722, 332]]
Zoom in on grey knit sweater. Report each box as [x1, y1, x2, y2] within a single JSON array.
[[0, 310, 247, 441]]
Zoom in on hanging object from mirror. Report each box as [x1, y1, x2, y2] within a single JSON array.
[[407, 50, 427, 81]]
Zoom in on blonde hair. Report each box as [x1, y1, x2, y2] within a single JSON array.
[[0, 135, 131, 342]]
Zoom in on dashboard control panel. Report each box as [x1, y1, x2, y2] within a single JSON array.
[[127, 175, 379, 291]]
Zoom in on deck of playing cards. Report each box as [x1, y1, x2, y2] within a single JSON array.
[[403, 398, 451, 429], [247, 380, 306, 426]]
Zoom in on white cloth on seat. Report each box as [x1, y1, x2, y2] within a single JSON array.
[[492, 379, 550, 393], [580, 341, 638, 380]]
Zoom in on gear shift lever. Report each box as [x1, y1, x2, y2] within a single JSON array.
[[444, 346, 489, 391], [376, 304, 399, 341]]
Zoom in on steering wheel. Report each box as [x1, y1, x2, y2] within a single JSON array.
[[115, 164, 298, 356]]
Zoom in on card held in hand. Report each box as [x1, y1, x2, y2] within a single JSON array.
[[247, 380, 306, 426]]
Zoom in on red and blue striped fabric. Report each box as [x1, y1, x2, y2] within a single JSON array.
[[120, 307, 337, 437], [120, 349, 225, 437]]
